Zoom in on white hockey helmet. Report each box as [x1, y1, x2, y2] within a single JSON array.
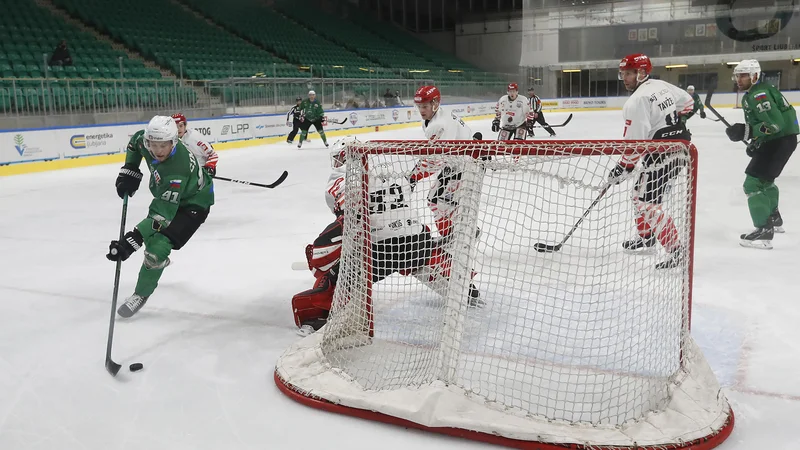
[[733, 59, 761, 82], [331, 136, 358, 168], [686, 85, 695, 92], [144, 115, 179, 158]]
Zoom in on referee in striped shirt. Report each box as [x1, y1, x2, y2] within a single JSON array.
[[528, 87, 556, 137]]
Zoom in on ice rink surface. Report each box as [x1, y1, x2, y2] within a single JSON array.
[[1, 107, 798, 449]]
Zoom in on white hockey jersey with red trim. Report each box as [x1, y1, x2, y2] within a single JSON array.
[[495, 94, 532, 128], [181, 128, 218, 168], [324, 166, 346, 215], [410, 107, 474, 182], [620, 79, 694, 167]]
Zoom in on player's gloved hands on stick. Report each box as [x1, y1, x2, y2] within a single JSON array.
[[700, 110, 706, 119], [607, 163, 633, 185], [204, 164, 216, 177], [106, 229, 144, 262], [745, 141, 760, 158], [491, 118, 500, 133], [115, 164, 143, 199], [725, 123, 749, 142]]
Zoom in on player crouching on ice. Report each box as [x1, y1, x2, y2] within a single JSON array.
[[291, 137, 483, 337], [609, 53, 693, 269], [726, 59, 797, 249], [107, 116, 214, 318], [492, 82, 535, 140]]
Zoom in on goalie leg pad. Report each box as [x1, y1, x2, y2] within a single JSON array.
[[292, 275, 335, 328]]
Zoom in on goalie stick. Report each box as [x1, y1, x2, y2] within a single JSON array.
[[214, 171, 288, 189], [534, 184, 611, 253]]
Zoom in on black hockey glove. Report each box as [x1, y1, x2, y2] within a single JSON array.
[[699, 110, 706, 119], [106, 229, 144, 262], [204, 164, 216, 177], [115, 164, 143, 199], [526, 119, 535, 135], [472, 132, 482, 140], [725, 123, 749, 142], [745, 140, 761, 158], [491, 118, 500, 133], [608, 163, 634, 185]]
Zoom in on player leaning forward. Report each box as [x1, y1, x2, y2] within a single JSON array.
[[108, 116, 214, 317], [726, 59, 797, 249], [608, 53, 694, 269]]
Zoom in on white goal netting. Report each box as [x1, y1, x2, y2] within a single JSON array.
[[275, 140, 733, 449]]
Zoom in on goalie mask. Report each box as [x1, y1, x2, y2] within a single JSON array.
[[144, 115, 179, 162], [330, 136, 358, 169]]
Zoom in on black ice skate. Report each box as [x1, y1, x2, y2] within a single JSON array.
[[740, 226, 774, 250], [622, 234, 656, 253], [468, 283, 485, 308], [769, 208, 784, 233], [297, 317, 328, 337], [655, 248, 683, 270], [117, 293, 149, 318]]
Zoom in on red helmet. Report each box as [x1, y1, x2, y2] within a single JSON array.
[[619, 53, 652, 75], [171, 113, 187, 124], [507, 82, 519, 91], [414, 85, 441, 104]]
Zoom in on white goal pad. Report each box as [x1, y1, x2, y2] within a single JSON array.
[[275, 140, 733, 449]]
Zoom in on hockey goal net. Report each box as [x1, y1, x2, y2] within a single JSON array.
[[275, 139, 733, 449]]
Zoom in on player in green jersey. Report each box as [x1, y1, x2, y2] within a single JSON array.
[[683, 85, 706, 122], [106, 116, 215, 317], [726, 59, 798, 249], [298, 90, 329, 149]]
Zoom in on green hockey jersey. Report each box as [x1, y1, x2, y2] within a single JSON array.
[[300, 98, 325, 122], [741, 82, 799, 145], [125, 130, 215, 228]]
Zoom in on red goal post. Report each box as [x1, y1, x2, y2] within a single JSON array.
[[275, 139, 733, 450]]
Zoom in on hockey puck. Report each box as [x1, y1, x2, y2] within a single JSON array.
[[129, 363, 144, 372]]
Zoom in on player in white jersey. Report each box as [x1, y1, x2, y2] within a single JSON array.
[[171, 113, 218, 176], [492, 83, 534, 140], [607, 53, 693, 269], [292, 136, 482, 336]]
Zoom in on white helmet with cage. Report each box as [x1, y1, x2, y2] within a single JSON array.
[[733, 59, 761, 82], [331, 136, 358, 169], [686, 85, 695, 92], [144, 115, 179, 158]]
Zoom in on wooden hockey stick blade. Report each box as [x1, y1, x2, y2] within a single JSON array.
[[291, 261, 308, 271], [214, 171, 288, 189]]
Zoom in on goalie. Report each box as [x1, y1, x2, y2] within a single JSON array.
[[291, 137, 482, 337], [492, 83, 534, 140]]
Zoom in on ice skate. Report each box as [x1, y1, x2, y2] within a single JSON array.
[[297, 142, 302, 149], [740, 226, 773, 250], [769, 208, 784, 233], [622, 234, 656, 253], [296, 318, 327, 337], [117, 293, 149, 318], [655, 248, 683, 269]]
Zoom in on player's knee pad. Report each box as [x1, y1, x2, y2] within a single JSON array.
[[143, 233, 172, 269], [743, 175, 770, 198], [161, 207, 209, 250]]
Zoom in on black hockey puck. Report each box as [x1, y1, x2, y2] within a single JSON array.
[[129, 363, 144, 372]]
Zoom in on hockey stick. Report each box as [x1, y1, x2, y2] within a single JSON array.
[[105, 194, 129, 377], [532, 113, 573, 128], [534, 184, 611, 253], [328, 116, 348, 125], [704, 88, 752, 145], [214, 171, 288, 189]]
